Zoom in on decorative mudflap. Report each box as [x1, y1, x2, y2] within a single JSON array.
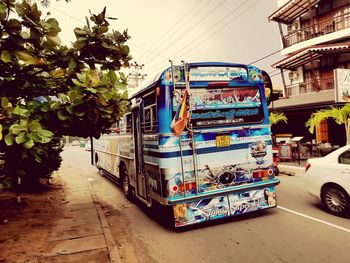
[[173, 186, 277, 227]]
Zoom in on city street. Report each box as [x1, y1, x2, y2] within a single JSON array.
[[63, 146, 350, 263]]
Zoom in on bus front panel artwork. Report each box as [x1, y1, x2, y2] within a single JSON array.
[[93, 62, 279, 228]]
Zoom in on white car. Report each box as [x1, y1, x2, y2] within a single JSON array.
[[305, 144, 350, 217]]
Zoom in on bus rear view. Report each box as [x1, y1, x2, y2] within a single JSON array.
[[93, 62, 280, 228]]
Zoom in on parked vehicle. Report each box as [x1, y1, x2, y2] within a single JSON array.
[[85, 141, 91, 151], [305, 144, 350, 217], [71, 140, 79, 146]]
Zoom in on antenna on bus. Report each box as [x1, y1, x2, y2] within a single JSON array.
[[169, 60, 176, 95]]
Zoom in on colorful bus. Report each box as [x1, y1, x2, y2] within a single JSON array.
[[93, 62, 280, 228]]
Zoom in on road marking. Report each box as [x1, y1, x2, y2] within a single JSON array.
[[278, 206, 350, 234]]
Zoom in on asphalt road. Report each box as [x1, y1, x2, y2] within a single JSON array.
[[62, 147, 350, 263]]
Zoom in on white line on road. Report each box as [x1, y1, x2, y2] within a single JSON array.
[[278, 206, 350, 234]]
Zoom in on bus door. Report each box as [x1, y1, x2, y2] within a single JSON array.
[[132, 105, 150, 203]]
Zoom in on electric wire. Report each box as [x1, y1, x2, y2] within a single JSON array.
[[144, 0, 228, 66], [146, 0, 260, 76], [138, 0, 204, 62]]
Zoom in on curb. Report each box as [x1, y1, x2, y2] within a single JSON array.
[[87, 181, 121, 263], [279, 164, 305, 176]]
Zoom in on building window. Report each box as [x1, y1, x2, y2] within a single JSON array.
[[344, 6, 350, 28]]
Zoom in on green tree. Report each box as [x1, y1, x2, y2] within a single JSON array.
[[306, 104, 350, 145], [0, 0, 131, 186], [269, 111, 288, 126]]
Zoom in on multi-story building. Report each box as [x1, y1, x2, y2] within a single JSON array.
[[268, 0, 350, 146]]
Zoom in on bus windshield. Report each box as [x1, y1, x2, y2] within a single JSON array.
[[173, 86, 264, 127]]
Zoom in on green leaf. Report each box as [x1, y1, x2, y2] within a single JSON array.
[[46, 18, 59, 29], [66, 105, 74, 114], [97, 26, 108, 35], [72, 78, 84, 87], [23, 138, 34, 149], [0, 124, 2, 140], [37, 129, 53, 138], [74, 28, 87, 36], [57, 110, 69, 120], [0, 3, 7, 14], [77, 73, 86, 83], [86, 87, 97, 93], [75, 110, 85, 117], [4, 133, 14, 146], [1, 97, 11, 109], [27, 100, 41, 110], [108, 71, 118, 84], [69, 58, 77, 69], [47, 35, 62, 45], [15, 51, 41, 65], [50, 101, 61, 110], [1, 50, 11, 63], [13, 106, 29, 117], [15, 132, 27, 144], [7, 19, 21, 32]]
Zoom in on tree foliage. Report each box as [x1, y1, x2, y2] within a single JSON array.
[[0, 0, 131, 184], [269, 111, 288, 126], [305, 104, 350, 144]]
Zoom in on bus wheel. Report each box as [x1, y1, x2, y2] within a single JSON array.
[[121, 166, 134, 201]]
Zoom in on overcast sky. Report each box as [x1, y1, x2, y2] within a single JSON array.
[[43, 0, 283, 87]]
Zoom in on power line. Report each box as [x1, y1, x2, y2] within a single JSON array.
[[138, 0, 203, 62], [145, 0, 250, 73], [175, 0, 262, 60], [248, 48, 282, 65], [146, 0, 256, 73], [144, 0, 228, 66]]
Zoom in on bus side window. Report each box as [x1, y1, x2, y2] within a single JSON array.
[[143, 92, 157, 133], [143, 105, 157, 133], [126, 113, 132, 133]]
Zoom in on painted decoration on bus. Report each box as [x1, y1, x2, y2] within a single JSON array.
[[248, 66, 263, 82], [172, 87, 264, 127], [173, 186, 276, 227], [167, 163, 274, 198], [190, 87, 261, 110], [159, 126, 271, 149], [190, 107, 263, 127], [189, 66, 247, 81], [249, 140, 267, 164], [165, 66, 184, 83]]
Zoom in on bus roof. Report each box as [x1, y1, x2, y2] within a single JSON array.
[[129, 62, 261, 100]]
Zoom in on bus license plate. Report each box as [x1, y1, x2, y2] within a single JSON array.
[[216, 135, 230, 147]]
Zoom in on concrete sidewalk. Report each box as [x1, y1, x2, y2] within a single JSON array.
[[41, 161, 120, 263]]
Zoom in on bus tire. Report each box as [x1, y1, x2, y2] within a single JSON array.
[[120, 165, 134, 201]]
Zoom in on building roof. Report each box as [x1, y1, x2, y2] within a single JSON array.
[[268, 0, 320, 24], [272, 42, 350, 69]]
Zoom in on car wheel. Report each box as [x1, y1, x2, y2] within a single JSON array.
[[321, 185, 350, 216], [120, 166, 134, 201]]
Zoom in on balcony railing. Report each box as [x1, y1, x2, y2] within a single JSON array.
[[283, 12, 350, 48], [286, 77, 334, 97]]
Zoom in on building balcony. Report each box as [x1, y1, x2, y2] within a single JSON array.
[[283, 13, 350, 49], [286, 77, 334, 97]]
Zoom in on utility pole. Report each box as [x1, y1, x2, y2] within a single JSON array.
[[127, 62, 147, 89]]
